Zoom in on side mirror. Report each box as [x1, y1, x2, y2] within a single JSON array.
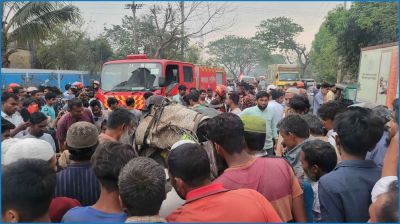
[[158, 76, 166, 87]]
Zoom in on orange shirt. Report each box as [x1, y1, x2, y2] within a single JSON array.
[[166, 183, 282, 222]]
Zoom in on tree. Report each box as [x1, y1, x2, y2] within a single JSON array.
[[2, 2, 80, 67], [105, 2, 232, 59], [310, 2, 398, 82], [184, 44, 202, 64], [255, 17, 310, 77], [207, 35, 263, 80], [37, 24, 113, 75]]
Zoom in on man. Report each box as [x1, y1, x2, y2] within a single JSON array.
[[300, 140, 338, 221], [99, 108, 135, 144], [62, 142, 136, 222], [287, 94, 310, 115], [2, 159, 56, 222], [205, 88, 213, 104], [268, 89, 285, 123], [1, 117, 15, 141], [226, 92, 241, 115], [208, 113, 306, 222], [119, 157, 167, 223], [107, 97, 120, 111], [56, 98, 94, 152], [21, 112, 56, 152], [186, 91, 220, 118], [278, 115, 310, 180], [172, 85, 187, 105], [2, 92, 29, 138], [125, 97, 142, 127], [369, 180, 398, 222], [41, 92, 57, 122], [284, 87, 299, 107], [63, 84, 72, 98], [318, 107, 383, 222], [55, 122, 101, 206], [326, 85, 335, 102], [240, 115, 267, 157], [198, 89, 207, 105], [90, 100, 108, 133], [166, 142, 282, 222], [240, 91, 278, 156], [313, 82, 330, 115], [317, 101, 346, 148]]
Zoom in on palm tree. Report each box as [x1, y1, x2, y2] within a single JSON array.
[[2, 2, 80, 68]]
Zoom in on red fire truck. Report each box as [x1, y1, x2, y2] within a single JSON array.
[[97, 54, 227, 110]]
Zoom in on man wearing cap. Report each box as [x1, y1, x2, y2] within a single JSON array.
[[55, 121, 100, 206], [56, 98, 94, 152], [173, 85, 187, 105], [240, 115, 268, 157]]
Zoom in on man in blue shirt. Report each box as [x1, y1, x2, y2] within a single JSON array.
[[318, 107, 384, 222], [172, 85, 187, 105], [62, 141, 136, 222], [41, 92, 57, 122], [240, 91, 278, 156]]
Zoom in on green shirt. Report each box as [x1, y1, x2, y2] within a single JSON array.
[[41, 104, 56, 120], [239, 106, 278, 149]]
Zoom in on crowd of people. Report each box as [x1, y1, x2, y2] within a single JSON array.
[[1, 80, 398, 223]]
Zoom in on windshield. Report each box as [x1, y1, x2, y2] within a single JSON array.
[[101, 63, 162, 92], [279, 73, 299, 81]]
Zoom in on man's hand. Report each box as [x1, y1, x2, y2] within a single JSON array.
[[10, 121, 30, 137]]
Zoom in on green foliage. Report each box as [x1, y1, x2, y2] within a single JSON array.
[[311, 2, 398, 82], [207, 35, 264, 79], [37, 25, 113, 74], [2, 2, 80, 67]]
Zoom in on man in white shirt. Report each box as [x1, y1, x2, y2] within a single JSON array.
[[317, 101, 346, 148], [1, 92, 29, 138], [268, 89, 285, 124], [21, 112, 56, 152]]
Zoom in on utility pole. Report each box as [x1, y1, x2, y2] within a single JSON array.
[[180, 1, 185, 60], [125, 1, 143, 54]]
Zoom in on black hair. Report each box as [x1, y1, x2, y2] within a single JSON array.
[[207, 88, 212, 92], [187, 91, 200, 103], [301, 114, 324, 136], [244, 132, 266, 152], [320, 82, 331, 89], [65, 84, 71, 91], [29, 112, 48, 125], [228, 92, 240, 105], [289, 94, 310, 114], [107, 97, 119, 107], [277, 114, 310, 138], [44, 92, 57, 101], [67, 144, 98, 161], [271, 89, 285, 100], [11, 86, 22, 95], [118, 157, 166, 216], [317, 101, 346, 121], [2, 159, 56, 222], [30, 90, 40, 96], [2, 92, 18, 103], [378, 180, 398, 222], [50, 86, 62, 95], [199, 89, 206, 94], [89, 99, 102, 108], [126, 97, 135, 107], [67, 98, 83, 110], [302, 140, 337, 178], [22, 98, 36, 108], [189, 87, 197, 92], [182, 95, 190, 106], [255, 90, 269, 100], [206, 113, 246, 154], [334, 107, 384, 157], [107, 108, 134, 129], [92, 142, 136, 192], [178, 85, 187, 91], [1, 117, 15, 132], [168, 143, 210, 187], [143, 92, 154, 100]]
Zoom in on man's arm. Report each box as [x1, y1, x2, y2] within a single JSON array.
[[10, 121, 30, 137], [382, 133, 398, 177], [292, 194, 307, 222]]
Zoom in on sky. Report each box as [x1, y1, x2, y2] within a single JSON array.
[[72, 1, 343, 49]]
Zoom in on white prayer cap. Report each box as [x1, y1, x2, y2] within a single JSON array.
[[4, 138, 55, 166]]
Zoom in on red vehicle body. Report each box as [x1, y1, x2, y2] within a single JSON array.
[[97, 54, 227, 110]]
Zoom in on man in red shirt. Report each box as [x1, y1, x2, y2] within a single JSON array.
[[207, 113, 307, 222], [166, 142, 281, 222], [56, 98, 94, 152]]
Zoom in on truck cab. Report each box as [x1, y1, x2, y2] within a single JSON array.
[[267, 64, 300, 87]]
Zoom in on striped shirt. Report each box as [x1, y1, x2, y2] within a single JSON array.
[[55, 162, 100, 206]]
